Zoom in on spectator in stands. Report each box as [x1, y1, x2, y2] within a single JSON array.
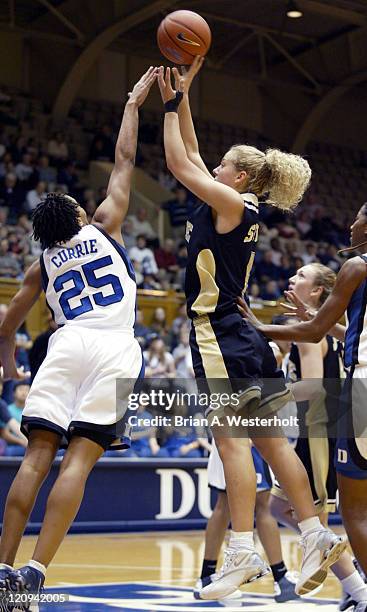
[[0, 173, 25, 218], [57, 161, 78, 196], [163, 186, 190, 238], [129, 403, 169, 458], [296, 210, 311, 237], [122, 218, 136, 251], [138, 273, 162, 290], [129, 234, 158, 276], [128, 207, 156, 240], [278, 254, 296, 288], [15, 322, 32, 370], [248, 282, 261, 301], [25, 180, 47, 212], [269, 237, 284, 266], [149, 307, 171, 344], [134, 309, 151, 349], [320, 243, 343, 272], [260, 280, 281, 301], [144, 336, 175, 378], [307, 206, 326, 241], [171, 302, 188, 341], [255, 250, 280, 283], [173, 322, 194, 379], [15, 153, 35, 187], [4, 382, 30, 456], [47, 132, 69, 165], [0, 152, 15, 179], [0, 238, 21, 278], [0, 394, 27, 455], [155, 238, 179, 283], [163, 400, 211, 458], [89, 125, 114, 162], [302, 242, 319, 265], [37, 155, 56, 185]]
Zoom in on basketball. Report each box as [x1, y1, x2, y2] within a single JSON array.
[[157, 10, 211, 65]]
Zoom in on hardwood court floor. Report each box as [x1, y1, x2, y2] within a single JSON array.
[[13, 528, 346, 610]]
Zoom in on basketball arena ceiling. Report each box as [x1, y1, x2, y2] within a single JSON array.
[[0, 0, 366, 95]]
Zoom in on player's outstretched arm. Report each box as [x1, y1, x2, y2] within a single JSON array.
[[238, 257, 365, 343], [92, 67, 157, 243], [172, 58, 212, 178], [0, 260, 42, 380], [158, 67, 244, 218]]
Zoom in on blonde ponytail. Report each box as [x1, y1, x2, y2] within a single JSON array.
[[264, 149, 311, 211], [225, 144, 311, 211]]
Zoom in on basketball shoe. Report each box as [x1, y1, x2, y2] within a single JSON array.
[[7, 566, 44, 611], [199, 547, 270, 600], [296, 528, 347, 596], [274, 570, 301, 603], [194, 576, 242, 600]]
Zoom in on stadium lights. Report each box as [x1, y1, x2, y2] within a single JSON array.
[[286, 0, 303, 18]]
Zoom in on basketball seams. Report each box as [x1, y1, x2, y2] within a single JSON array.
[[167, 16, 210, 49], [158, 20, 195, 63]]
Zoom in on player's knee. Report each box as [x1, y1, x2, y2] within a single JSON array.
[[215, 437, 248, 459], [255, 491, 270, 517]]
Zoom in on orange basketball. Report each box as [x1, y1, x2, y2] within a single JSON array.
[[157, 10, 211, 65]]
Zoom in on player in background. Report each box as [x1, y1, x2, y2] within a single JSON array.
[[157, 58, 345, 600], [195, 439, 300, 603], [269, 264, 367, 610], [0, 67, 157, 605], [238, 203, 367, 612]]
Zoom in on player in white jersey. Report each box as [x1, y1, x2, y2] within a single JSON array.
[[0, 66, 157, 604], [238, 203, 367, 609]]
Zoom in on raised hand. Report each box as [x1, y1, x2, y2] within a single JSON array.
[[128, 66, 158, 107], [281, 290, 317, 321], [172, 56, 204, 94], [158, 66, 183, 103]]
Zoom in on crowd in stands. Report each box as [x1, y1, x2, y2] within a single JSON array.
[[0, 87, 366, 459]]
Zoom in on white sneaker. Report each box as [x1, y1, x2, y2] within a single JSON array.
[[296, 528, 348, 596], [193, 576, 242, 600], [199, 547, 270, 600], [354, 602, 367, 612]]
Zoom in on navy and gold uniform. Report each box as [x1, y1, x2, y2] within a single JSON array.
[[185, 193, 290, 412], [273, 336, 343, 513]]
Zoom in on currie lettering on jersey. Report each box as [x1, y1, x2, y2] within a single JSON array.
[[51, 239, 98, 268]]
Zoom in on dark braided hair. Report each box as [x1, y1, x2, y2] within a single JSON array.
[[32, 193, 82, 250]]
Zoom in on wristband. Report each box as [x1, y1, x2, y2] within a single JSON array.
[[164, 91, 183, 113]]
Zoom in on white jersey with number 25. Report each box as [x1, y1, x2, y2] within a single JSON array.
[[40, 224, 136, 330]]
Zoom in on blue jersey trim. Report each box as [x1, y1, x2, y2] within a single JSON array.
[[39, 254, 56, 321], [345, 279, 367, 367], [92, 224, 136, 282]]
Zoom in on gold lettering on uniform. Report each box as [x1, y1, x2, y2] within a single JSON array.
[[244, 224, 259, 243], [243, 251, 255, 293], [185, 221, 193, 243], [192, 249, 220, 315]]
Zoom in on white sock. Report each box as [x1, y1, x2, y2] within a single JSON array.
[[229, 531, 254, 550], [28, 560, 46, 576], [0, 563, 13, 570], [298, 517, 323, 534], [341, 571, 367, 602]]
